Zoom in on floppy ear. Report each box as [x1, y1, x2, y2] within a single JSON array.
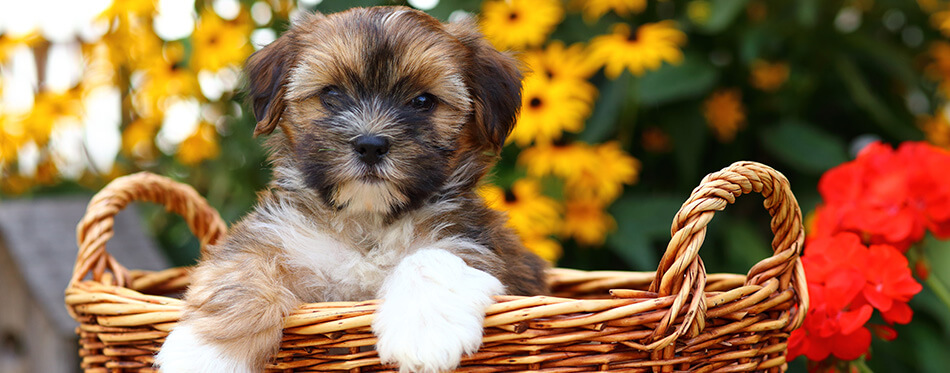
[[245, 31, 297, 137], [446, 19, 522, 151]]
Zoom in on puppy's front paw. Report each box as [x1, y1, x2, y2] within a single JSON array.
[[373, 249, 504, 373], [156, 324, 254, 373]]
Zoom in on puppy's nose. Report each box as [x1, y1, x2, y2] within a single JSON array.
[[353, 135, 390, 165]]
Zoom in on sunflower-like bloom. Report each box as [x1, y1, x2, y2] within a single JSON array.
[[133, 59, 201, 119], [572, 0, 647, 22], [509, 74, 594, 146], [480, 0, 564, 50], [191, 8, 253, 71], [518, 141, 592, 180], [589, 21, 687, 78], [24, 89, 84, 145], [565, 141, 640, 203], [563, 198, 617, 246], [522, 41, 599, 87], [176, 122, 221, 165], [522, 235, 563, 263], [749, 59, 789, 92], [480, 179, 563, 238], [122, 118, 161, 161], [703, 89, 746, 143]]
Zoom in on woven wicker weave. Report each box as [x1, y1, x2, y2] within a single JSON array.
[[65, 161, 808, 372]]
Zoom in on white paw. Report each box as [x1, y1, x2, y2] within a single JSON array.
[[373, 249, 504, 373], [156, 324, 254, 373]]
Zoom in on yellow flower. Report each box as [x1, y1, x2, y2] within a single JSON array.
[[522, 235, 563, 263], [480, 179, 563, 238], [98, 11, 164, 70], [920, 111, 950, 149], [122, 118, 161, 160], [703, 88, 746, 143], [518, 141, 592, 180], [687, 1, 712, 25], [749, 60, 789, 92], [509, 74, 593, 146], [564, 141, 640, 203], [563, 198, 616, 246], [98, 0, 155, 20], [572, 0, 646, 22], [176, 122, 221, 165], [24, 89, 84, 145], [133, 59, 201, 118], [1, 116, 27, 162], [480, 0, 564, 50], [925, 42, 950, 96], [589, 21, 687, 79], [191, 8, 253, 71], [522, 41, 599, 82]]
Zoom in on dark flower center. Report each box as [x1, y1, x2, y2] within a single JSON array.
[[626, 31, 639, 43], [529, 97, 543, 108], [504, 189, 517, 203], [508, 12, 519, 21]]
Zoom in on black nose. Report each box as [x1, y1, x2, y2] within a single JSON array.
[[352, 135, 390, 165]]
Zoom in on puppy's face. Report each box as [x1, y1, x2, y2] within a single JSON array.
[[245, 7, 522, 217]]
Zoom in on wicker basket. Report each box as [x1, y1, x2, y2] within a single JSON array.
[[65, 161, 808, 372]]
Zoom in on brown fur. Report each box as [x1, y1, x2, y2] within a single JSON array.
[[178, 6, 547, 370]]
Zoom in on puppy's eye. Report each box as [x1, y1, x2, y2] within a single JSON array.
[[409, 93, 437, 112], [319, 86, 344, 110]]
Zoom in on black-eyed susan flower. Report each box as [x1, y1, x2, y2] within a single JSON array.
[[24, 89, 84, 145], [518, 140, 593, 180], [122, 118, 161, 161], [703, 89, 746, 143], [133, 60, 201, 119], [480, 179, 563, 239], [589, 21, 687, 79], [750, 60, 789, 92], [522, 235, 563, 262], [480, 0, 563, 50], [522, 41, 599, 94], [191, 8, 253, 71], [564, 141, 640, 203], [176, 122, 220, 165], [572, 0, 647, 22], [563, 198, 617, 246], [509, 74, 594, 146]]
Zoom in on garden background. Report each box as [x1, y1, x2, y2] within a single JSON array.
[[2, 0, 950, 371]]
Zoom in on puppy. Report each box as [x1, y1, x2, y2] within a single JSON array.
[[156, 6, 548, 373]]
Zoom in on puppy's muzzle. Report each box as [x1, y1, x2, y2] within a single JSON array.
[[353, 135, 390, 166]]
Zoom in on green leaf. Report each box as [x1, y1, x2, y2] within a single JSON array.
[[694, 0, 751, 34], [580, 73, 632, 143], [760, 119, 849, 174], [720, 220, 773, 275], [607, 195, 686, 271], [834, 56, 923, 141], [636, 53, 718, 107]]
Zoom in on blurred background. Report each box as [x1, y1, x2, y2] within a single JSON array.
[[2, 0, 950, 371]]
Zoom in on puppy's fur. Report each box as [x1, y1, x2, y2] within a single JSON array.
[[157, 6, 548, 373]]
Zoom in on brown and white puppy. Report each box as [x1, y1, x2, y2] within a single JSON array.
[[156, 6, 548, 373]]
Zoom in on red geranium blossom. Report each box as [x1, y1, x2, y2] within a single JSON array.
[[813, 141, 950, 250], [789, 233, 922, 362]]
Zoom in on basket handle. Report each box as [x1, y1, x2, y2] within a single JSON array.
[[71, 172, 227, 287], [646, 162, 807, 344]]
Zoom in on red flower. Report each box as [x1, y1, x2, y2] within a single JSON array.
[[790, 232, 923, 363], [813, 141, 950, 250]]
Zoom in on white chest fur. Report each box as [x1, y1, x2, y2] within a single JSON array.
[[247, 201, 432, 301]]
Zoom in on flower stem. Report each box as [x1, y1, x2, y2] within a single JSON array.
[[926, 274, 950, 312], [854, 358, 874, 373]]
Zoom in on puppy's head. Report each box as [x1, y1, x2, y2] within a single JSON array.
[[245, 6, 521, 216]]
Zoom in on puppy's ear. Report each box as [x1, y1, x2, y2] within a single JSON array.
[[245, 31, 297, 137], [447, 19, 522, 151]]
